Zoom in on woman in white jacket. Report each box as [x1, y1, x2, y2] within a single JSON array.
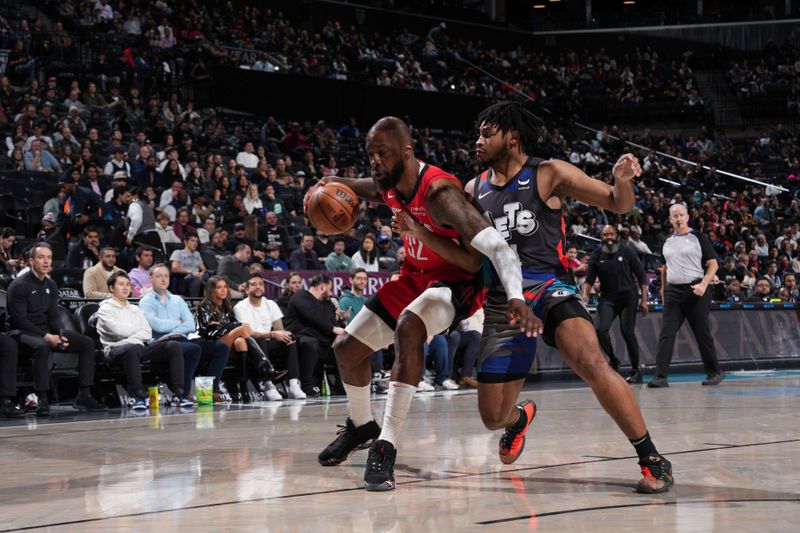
[[95, 271, 190, 410]]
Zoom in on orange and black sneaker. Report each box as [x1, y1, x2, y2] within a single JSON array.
[[499, 400, 537, 465], [636, 454, 674, 493]]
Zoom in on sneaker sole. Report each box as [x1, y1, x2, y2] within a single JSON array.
[[636, 475, 674, 494], [364, 479, 396, 491]]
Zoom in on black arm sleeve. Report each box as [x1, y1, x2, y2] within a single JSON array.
[[584, 251, 598, 286], [695, 231, 718, 265]]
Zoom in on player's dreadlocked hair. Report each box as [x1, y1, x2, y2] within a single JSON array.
[[476, 101, 546, 154]]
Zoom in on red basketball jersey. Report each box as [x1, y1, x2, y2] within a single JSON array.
[[381, 162, 475, 282]]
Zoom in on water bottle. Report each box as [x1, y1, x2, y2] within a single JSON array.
[[321, 370, 330, 397]]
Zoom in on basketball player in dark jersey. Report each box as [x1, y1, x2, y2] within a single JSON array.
[[303, 117, 540, 491], [398, 101, 672, 494]]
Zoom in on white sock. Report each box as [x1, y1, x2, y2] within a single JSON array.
[[289, 378, 301, 388], [343, 382, 373, 427], [378, 381, 417, 447]]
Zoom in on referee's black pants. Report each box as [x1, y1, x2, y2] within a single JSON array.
[[655, 283, 720, 379], [595, 292, 640, 369]]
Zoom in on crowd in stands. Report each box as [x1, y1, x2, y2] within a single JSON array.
[[725, 42, 800, 117], [1, 1, 800, 417]]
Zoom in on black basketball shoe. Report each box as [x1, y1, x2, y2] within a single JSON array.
[[636, 454, 674, 494], [318, 418, 381, 466], [364, 439, 397, 492]]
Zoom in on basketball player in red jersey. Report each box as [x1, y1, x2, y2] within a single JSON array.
[[303, 116, 540, 491], [398, 101, 672, 494]]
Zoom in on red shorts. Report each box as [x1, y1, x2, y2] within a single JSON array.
[[366, 266, 486, 330]]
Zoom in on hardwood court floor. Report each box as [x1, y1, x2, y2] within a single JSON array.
[[1, 372, 799, 532]]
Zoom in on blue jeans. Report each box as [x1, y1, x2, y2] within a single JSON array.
[[179, 339, 229, 393], [424, 335, 449, 385]]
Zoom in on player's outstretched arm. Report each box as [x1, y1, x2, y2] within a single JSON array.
[[544, 153, 641, 213], [393, 211, 482, 272], [303, 176, 384, 213], [426, 181, 542, 337]]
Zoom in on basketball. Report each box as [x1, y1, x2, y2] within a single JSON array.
[[306, 182, 360, 235]]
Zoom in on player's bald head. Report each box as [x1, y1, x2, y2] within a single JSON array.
[[367, 116, 412, 147]]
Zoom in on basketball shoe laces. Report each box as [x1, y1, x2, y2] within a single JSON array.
[[500, 425, 524, 455]]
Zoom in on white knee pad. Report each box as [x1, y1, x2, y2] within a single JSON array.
[[404, 286, 456, 337], [344, 307, 395, 351]]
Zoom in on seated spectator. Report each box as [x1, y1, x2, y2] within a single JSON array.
[[376, 235, 398, 270], [172, 208, 197, 241], [337, 269, 368, 321], [325, 237, 353, 271], [234, 274, 311, 399], [314, 231, 334, 262], [156, 212, 181, 245], [446, 308, 483, 388], [748, 277, 776, 302], [218, 243, 252, 299], [7, 243, 106, 415], [129, 246, 154, 297], [387, 247, 406, 273], [139, 264, 229, 401], [83, 246, 125, 299], [170, 233, 206, 297], [765, 261, 781, 289], [24, 138, 62, 173], [262, 186, 289, 221], [284, 274, 343, 392], [289, 234, 323, 270], [783, 273, 798, 302], [243, 183, 263, 215], [0, 334, 24, 417], [264, 243, 289, 271], [259, 211, 292, 253], [0, 227, 21, 282], [726, 279, 745, 303], [104, 148, 130, 177], [65, 226, 102, 269], [225, 222, 251, 253], [276, 272, 303, 312], [201, 229, 231, 274], [96, 272, 190, 410], [37, 212, 67, 261], [351, 234, 379, 272], [236, 141, 259, 169], [195, 276, 286, 401], [196, 216, 217, 245]]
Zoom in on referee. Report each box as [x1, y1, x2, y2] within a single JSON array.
[[583, 225, 649, 384], [648, 204, 725, 388]]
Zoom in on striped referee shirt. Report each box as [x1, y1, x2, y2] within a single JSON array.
[[662, 229, 717, 285]]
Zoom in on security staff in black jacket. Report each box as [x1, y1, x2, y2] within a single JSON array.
[[6, 242, 106, 415], [583, 225, 649, 383]]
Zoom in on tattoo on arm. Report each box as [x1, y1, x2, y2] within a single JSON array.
[[426, 183, 491, 242], [329, 177, 383, 203]]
